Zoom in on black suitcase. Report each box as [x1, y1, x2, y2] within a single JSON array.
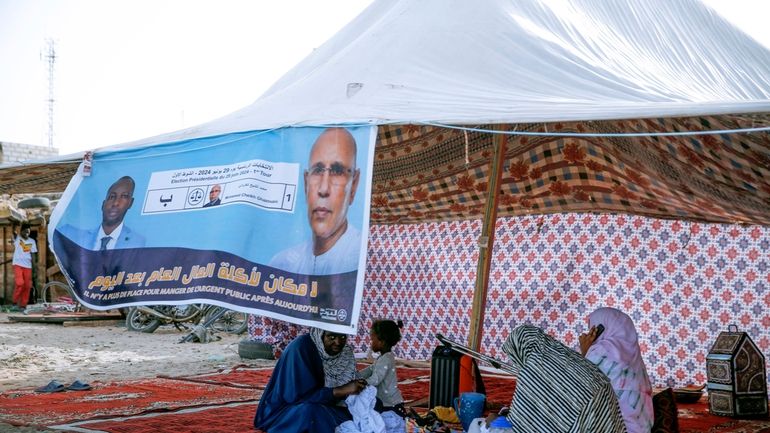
[[429, 344, 464, 408]]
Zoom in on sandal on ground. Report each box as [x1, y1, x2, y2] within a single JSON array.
[[35, 380, 65, 393], [66, 380, 92, 391]]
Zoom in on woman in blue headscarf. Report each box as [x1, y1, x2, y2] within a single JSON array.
[[254, 328, 366, 433]]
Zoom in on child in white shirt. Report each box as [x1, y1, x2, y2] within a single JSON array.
[[358, 319, 405, 416]]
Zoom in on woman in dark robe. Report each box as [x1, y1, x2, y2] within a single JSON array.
[[254, 328, 365, 433]]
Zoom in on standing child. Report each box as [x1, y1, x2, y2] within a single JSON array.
[[358, 319, 406, 416]]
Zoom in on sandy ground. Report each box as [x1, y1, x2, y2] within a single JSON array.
[[0, 312, 275, 432]]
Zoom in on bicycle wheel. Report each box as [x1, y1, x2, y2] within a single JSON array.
[[41, 281, 75, 303], [205, 308, 248, 334], [125, 307, 162, 333]]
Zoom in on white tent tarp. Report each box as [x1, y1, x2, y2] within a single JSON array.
[[121, 0, 770, 149]]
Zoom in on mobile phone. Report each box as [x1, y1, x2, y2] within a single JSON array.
[[594, 324, 605, 339]]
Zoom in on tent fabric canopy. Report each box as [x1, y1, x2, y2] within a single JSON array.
[[2, 0, 770, 225], [371, 114, 770, 226]]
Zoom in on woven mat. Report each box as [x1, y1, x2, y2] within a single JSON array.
[[53, 398, 770, 433], [678, 397, 770, 433], [51, 401, 257, 433], [159, 365, 274, 389], [0, 378, 257, 427], [7, 365, 767, 433]]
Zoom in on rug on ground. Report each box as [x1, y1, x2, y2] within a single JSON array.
[[50, 401, 257, 433], [677, 396, 770, 433], [0, 376, 258, 427], [5, 365, 770, 433], [51, 397, 770, 433]]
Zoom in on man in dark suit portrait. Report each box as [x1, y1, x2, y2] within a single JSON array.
[[202, 184, 222, 208], [59, 176, 146, 250]]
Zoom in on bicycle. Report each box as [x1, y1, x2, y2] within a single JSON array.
[[40, 280, 132, 316], [39, 280, 82, 312]]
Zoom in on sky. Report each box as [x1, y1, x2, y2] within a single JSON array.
[[0, 0, 768, 156]]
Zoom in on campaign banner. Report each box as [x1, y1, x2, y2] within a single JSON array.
[[49, 126, 376, 334]]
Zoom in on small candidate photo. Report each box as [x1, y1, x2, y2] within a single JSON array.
[[202, 184, 222, 208], [58, 175, 147, 250], [269, 128, 362, 275]]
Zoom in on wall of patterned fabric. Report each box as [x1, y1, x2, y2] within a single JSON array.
[[250, 213, 769, 388]]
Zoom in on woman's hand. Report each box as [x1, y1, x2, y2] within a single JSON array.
[[579, 326, 599, 356], [484, 412, 500, 427], [484, 407, 509, 427], [333, 379, 367, 399]]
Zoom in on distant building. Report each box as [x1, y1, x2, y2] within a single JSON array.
[[0, 141, 59, 164]]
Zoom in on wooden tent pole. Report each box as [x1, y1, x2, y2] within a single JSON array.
[[2, 226, 8, 304], [37, 220, 47, 298], [468, 128, 508, 351]]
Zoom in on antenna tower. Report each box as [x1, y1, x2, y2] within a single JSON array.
[[45, 39, 56, 148]]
